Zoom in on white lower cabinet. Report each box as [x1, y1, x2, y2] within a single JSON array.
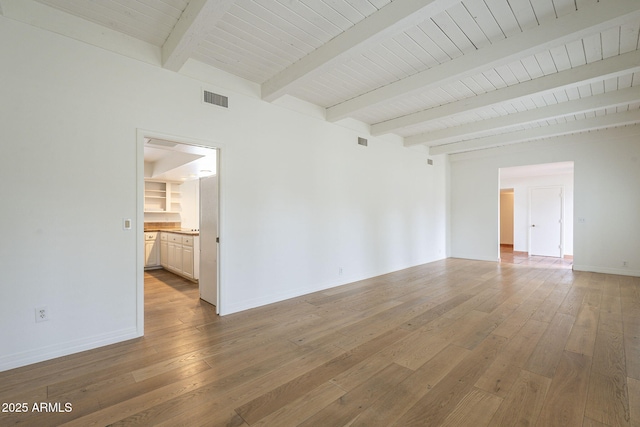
[[160, 233, 168, 267], [144, 232, 160, 269], [181, 237, 194, 279], [159, 232, 198, 281]]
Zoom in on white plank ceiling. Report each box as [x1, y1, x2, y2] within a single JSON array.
[[15, 0, 640, 154]]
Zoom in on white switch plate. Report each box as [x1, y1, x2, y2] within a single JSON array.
[[123, 218, 132, 230]]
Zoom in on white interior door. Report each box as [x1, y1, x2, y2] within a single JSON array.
[[199, 174, 218, 310], [530, 186, 563, 257]]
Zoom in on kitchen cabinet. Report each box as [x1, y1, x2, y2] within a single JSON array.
[[181, 236, 195, 280], [159, 232, 198, 282], [167, 234, 183, 273], [159, 233, 168, 268], [144, 232, 160, 269]]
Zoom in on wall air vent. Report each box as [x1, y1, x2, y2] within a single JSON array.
[[427, 159, 433, 165], [203, 90, 228, 108], [358, 137, 368, 147]]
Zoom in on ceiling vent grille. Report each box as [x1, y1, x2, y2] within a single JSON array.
[[147, 138, 178, 148], [358, 137, 368, 147], [203, 90, 228, 108]]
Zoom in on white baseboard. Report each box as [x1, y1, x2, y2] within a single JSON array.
[[0, 327, 139, 373], [573, 264, 640, 277]]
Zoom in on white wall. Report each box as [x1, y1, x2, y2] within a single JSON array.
[[500, 172, 574, 255], [450, 128, 640, 275], [499, 192, 514, 245], [0, 16, 447, 371]]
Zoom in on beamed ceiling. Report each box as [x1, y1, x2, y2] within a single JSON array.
[[5, 0, 640, 155]]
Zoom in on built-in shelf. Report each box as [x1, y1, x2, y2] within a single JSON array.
[[144, 181, 181, 213]]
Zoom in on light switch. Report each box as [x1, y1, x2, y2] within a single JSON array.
[[123, 218, 132, 230]]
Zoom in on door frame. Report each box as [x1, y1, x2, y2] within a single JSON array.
[[528, 185, 564, 257], [136, 129, 224, 336]]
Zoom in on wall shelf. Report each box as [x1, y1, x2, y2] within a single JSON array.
[[144, 181, 181, 213]]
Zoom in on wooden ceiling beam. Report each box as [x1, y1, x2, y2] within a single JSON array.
[[427, 110, 640, 155], [260, 0, 458, 102], [372, 50, 640, 136], [405, 86, 640, 146], [327, 0, 640, 122], [162, 0, 235, 72]]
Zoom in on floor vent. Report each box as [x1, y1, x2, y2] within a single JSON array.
[[204, 90, 228, 108], [358, 137, 368, 146]]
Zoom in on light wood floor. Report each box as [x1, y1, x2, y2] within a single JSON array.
[[500, 244, 574, 269], [1, 259, 639, 426]]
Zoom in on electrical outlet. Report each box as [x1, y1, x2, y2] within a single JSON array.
[[623, 261, 628, 267], [338, 267, 343, 276], [35, 306, 49, 323]]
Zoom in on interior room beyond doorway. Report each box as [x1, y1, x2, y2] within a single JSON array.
[[499, 161, 574, 265], [142, 135, 219, 313]]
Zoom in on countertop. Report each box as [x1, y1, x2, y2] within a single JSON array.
[[144, 228, 200, 236]]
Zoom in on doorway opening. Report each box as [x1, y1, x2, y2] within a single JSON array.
[[136, 130, 221, 336], [498, 161, 574, 268]]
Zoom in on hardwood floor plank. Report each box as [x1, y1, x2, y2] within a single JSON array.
[[586, 292, 630, 426], [297, 363, 413, 426], [628, 377, 640, 427], [586, 370, 631, 426], [491, 285, 551, 339], [452, 299, 519, 350], [476, 318, 548, 397], [442, 287, 501, 319], [288, 300, 403, 347], [400, 293, 477, 331], [123, 344, 345, 427], [526, 312, 576, 378], [564, 288, 602, 356], [582, 417, 611, 427], [531, 288, 571, 323], [234, 327, 410, 424], [250, 382, 345, 426], [432, 309, 489, 343], [624, 321, 640, 381], [488, 369, 551, 426], [350, 344, 471, 427], [392, 334, 508, 426], [0, 340, 158, 400], [557, 286, 588, 317], [535, 351, 591, 427], [440, 387, 503, 427], [622, 282, 640, 380], [391, 331, 450, 371]]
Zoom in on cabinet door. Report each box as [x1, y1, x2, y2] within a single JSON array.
[[151, 240, 159, 266], [167, 242, 177, 271], [174, 243, 184, 273], [160, 240, 168, 267], [145, 240, 159, 267], [182, 245, 194, 279], [144, 241, 153, 267]]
